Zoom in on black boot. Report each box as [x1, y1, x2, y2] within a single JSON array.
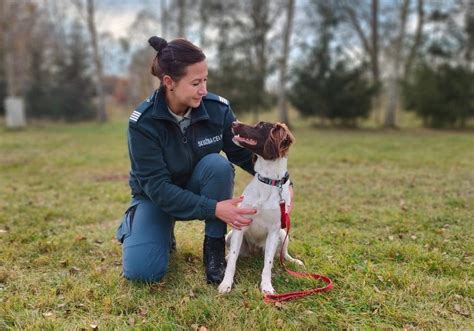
[[203, 235, 226, 284]]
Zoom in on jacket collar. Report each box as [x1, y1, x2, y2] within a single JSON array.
[[151, 87, 210, 123]]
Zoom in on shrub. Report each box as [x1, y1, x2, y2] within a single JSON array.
[[290, 59, 376, 126], [402, 63, 474, 128]]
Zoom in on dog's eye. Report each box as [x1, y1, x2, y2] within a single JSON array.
[[258, 122, 264, 127]]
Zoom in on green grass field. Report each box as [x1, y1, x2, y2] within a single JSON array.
[[0, 115, 473, 329]]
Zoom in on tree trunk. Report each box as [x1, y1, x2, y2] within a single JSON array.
[[277, 0, 295, 126], [404, 0, 424, 77], [251, 0, 269, 121], [466, 0, 474, 70], [343, 1, 382, 123], [370, 0, 379, 85], [384, 0, 409, 128], [161, 0, 168, 39], [177, 0, 186, 37], [86, 0, 107, 123], [199, 0, 209, 47], [2, 1, 16, 97]]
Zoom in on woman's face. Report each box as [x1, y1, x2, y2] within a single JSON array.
[[171, 61, 208, 109]]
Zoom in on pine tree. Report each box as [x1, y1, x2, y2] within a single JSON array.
[[51, 21, 95, 121]]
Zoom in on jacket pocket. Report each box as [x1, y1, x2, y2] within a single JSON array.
[[115, 203, 139, 243]]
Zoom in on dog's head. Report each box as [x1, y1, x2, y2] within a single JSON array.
[[231, 121, 295, 160]]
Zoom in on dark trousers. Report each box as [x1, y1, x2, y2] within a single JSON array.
[[116, 153, 234, 282]]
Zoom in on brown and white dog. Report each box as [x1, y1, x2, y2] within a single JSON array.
[[218, 121, 304, 295]]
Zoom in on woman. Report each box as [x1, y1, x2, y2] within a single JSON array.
[[116, 36, 258, 284]]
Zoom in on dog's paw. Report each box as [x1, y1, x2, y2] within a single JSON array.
[[260, 282, 275, 295], [294, 259, 305, 267], [218, 281, 233, 294]]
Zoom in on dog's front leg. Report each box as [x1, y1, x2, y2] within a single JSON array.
[[260, 230, 280, 294], [218, 229, 244, 294]]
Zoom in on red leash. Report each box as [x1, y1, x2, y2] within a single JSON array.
[[263, 201, 333, 303]]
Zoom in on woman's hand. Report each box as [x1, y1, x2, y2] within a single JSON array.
[[216, 197, 256, 230], [288, 185, 295, 215]]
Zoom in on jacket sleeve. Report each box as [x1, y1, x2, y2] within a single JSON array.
[[128, 124, 217, 220], [222, 108, 255, 175]]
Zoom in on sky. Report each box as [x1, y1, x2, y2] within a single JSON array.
[[95, 0, 146, 39]]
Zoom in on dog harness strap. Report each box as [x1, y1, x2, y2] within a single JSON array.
[[264, 209, 334, 303]]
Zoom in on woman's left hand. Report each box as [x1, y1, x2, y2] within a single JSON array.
[[288, 185, 295, 215]]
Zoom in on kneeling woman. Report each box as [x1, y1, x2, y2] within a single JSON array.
[[116, 36, 257, 284]]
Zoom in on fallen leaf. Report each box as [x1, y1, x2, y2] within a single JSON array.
[[90, 323, 98, 329], [0, 229, 8, 234], [373, 285, 381, 293], [43, 312, 54, 318], [75, 235, 87, 242], [399, 200, 408, 211], [454, 304, 470, 316], [410, 235, 417, 240], [304, 310, 314, 315], [388, 235, 394, 241], [138, 308, 148, 316]]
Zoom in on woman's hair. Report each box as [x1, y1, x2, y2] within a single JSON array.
[[148, 36, 206, 82]]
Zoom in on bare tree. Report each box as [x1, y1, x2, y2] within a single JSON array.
[[177, 0, 186, 37], [86, 0, 107, 123], [161, 0, 168, 39], [341, 0, 380, 86], [338, 0, 384, 123], [277, 0, 295, 126], [2, 1, 39, 127], [384, 0, 410, 128], [465, 0, 474, 70], [1, 1, 16, 97], [404, 0, 425, 77]]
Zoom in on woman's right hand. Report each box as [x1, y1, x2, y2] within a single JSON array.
[[215, 196, 256, 230]]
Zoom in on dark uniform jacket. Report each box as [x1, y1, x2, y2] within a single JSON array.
[[127, 88, 254, 221]]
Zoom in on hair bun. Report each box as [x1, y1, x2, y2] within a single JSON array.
[[148, 36, 168, 53]]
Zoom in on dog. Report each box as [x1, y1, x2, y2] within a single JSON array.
[[218, 121, 304, 295]]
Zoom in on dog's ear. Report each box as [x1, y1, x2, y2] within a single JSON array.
[[263, 123, 295, 159], [274, 123, 295, 157]]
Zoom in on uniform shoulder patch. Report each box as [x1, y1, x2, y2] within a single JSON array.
[[129, 95, 154, 123], [204, 93, 229, 106]]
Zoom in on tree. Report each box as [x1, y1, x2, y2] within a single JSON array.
[[86, 0, 107, 123], [277, 0, 295, 126], [50, 22, 95, 121], [336, 0, 426, 127], [403, 63, 473, 128], [384, 0, 410, 128], [177, 0, 187, 37], [290, 2, 376, 126], [402, 0, 473, 128]]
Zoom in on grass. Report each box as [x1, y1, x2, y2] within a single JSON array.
[[0, 113, 473, 329]]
